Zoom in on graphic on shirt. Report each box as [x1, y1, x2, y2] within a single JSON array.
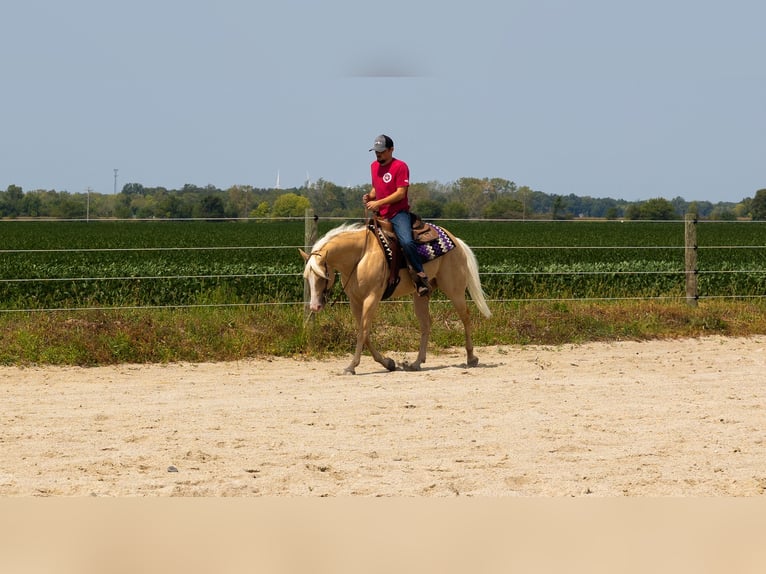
[[382, 173, 392, 183]]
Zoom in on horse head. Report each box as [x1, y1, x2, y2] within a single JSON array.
[[300, 248, 335, 312]]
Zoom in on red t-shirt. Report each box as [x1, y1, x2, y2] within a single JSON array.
[[370, 158, 410, 219]]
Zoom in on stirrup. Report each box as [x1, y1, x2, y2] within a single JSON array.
[[415, 274, 430, 297]]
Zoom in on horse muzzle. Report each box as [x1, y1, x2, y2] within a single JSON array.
[[308, 289, 327, 312]]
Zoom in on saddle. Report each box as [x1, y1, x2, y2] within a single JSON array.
[[367, 213, 456, 300], [372, 213, 440, 244]]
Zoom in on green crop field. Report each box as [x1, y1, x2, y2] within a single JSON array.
[[1, 219, 765, 311]]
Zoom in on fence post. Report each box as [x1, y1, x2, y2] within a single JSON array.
[[303, 208, 318, 317], [684, 213, 698, 307]]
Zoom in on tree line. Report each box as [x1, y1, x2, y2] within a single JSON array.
[[1, 179, 761, 220]]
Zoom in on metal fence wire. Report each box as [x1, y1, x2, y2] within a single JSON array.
[[1, 217, 765, 313]]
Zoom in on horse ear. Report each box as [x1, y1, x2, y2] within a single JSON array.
[[299, 249, 310, 262]]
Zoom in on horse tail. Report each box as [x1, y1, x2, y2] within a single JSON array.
[[454, 237, 492, 318]]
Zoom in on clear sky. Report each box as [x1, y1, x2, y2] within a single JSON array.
[[2, 0, 763, 203]]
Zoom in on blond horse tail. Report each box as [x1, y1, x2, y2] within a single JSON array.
[[454, 237, 491, 318]]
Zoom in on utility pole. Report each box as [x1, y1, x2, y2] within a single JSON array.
[[86, 187, 92, 221], [114, 168, 118, 194]]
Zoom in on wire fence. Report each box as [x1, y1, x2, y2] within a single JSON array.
[[1, 217, 765, 313]]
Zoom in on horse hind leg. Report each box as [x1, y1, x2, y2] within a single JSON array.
[[402, 294, 432, 371], [460, 303, 479, 367], [447, 290, 479, 368]]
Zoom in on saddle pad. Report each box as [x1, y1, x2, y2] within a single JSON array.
[[415, 224, 456, 261]]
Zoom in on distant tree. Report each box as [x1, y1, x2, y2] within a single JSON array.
[[639, 197, 678, 220], [337, 185, 368, 218], [181, 183, 205, 194], [709, 207, 736, 221], [489, 177, 517, 194], [21, 192, 42, 217], [198, 195, 226, 219], [551, 195, 566, 219], [412, 199, 442, 218], [529, 189, 554, 215], [483, 196, 523, 219], [624, 203, 641, 220], [695, 201, 714, 218], [55, 192, 86, 219], [517, 186, 533, 219], [225, 185, 253, 218], [750, 189, 766, 220], [156, 193, 186, 218], [305, 177, 356, 217], [16, 176, 749, 221], [272, 193, 311, 217], [0, 184, 24, 216], [442, 201, 469, 220], [88, 193, 117, 218], [409, 182, 433, 203], [733, 200, 750, 219], [250, 201, 271, 219], [450, 178, 493, 218], [121, 183, 146, 196], [413, 180, 451, 202], [114, 192, 134, 218], [565, 193, 588, 217], [670, 196, 688, 215], [131, 194, 158, 218]]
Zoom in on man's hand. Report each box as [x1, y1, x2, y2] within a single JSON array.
[[365, 198, 380, 211], [363, 193, 380, 211]]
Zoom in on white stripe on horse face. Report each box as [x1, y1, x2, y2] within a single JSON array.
[[308, 255, 328, 280], [306, 255, 329, 312]]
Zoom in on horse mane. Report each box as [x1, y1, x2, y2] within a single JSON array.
[[311, 222, 366, 251]]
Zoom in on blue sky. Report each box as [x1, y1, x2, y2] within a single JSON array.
[[2, 0, 763, 203]]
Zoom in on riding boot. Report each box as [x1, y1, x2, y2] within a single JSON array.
[[415, 272, 430, 297], [408, 267, 430, 297]]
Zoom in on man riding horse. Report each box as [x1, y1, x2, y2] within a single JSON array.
[[363, 134, 431, 297]]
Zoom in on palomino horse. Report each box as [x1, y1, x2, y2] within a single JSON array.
[[300, 222, 491, 374]]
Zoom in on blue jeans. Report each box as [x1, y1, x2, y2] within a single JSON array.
[[390, 211, 425, 274]]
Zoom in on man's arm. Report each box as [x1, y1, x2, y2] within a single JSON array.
[[365, 186, 407, 211], [362, 187, 377, 203]]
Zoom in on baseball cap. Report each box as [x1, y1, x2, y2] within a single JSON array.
[[369, 134, 394, 152]]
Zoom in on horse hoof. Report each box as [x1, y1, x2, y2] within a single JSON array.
[[402, 361, 421, 372], [383, 358, 396, 371], [344, 367, 357, 375], [466, 356, 479, 367]]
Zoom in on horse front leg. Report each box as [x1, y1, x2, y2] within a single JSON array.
[[344, 298, 366, 374], [402, 293, 432, 371], [344, 296, 396, 374], [366, 339, 396, 373]]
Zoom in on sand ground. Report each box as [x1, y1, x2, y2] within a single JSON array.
[[1, 336, 764, 497]]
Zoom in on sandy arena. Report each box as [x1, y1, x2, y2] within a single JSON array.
[[1, 336, 764, 497]]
